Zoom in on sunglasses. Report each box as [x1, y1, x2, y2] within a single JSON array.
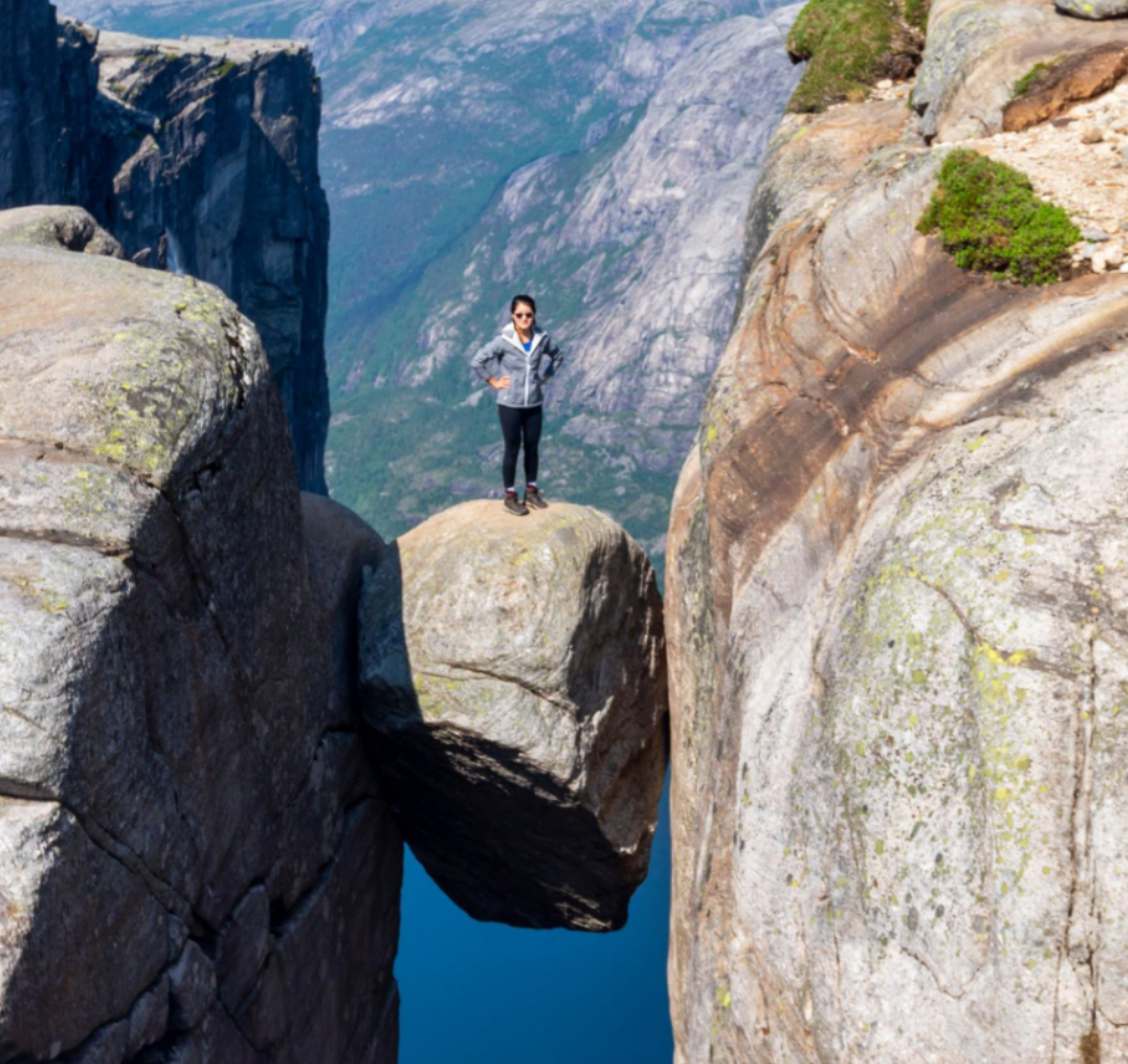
[[513, 312, 534, 319]]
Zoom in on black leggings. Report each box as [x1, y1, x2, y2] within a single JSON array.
[[498, 404, 542, 489]]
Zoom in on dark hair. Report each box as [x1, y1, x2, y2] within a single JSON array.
[[510, 294, 536, 315]]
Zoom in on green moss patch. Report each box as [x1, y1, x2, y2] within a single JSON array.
[[1011, 59, 1060, 100], [786, 0, 929, 113], [902, 0, 929, 31], [917, 149, 1080, 286]]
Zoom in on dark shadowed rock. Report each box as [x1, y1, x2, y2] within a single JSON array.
[[0, 1, 95, 207], [87, 28, 331, 493], [358, 500, 668, 932], [0, 208, 399, 1063]]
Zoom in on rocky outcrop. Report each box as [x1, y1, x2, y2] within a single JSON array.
[[0, 0, 330, 494], [1003, 44, 1128, 132], [911, 0, 1128, 142], [0, 208, 399, 1062], [1056, 0, 1128, 18], [358, 501, 668, 932], [667, 4, 1128, 1062], [0, 203, 122, 255]]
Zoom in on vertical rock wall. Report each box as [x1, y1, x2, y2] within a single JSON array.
[[0, 0, 95, 206], [665, 3, 1128, 1061], [0, 208, 399, 1063], [89, 30, 331, 494]]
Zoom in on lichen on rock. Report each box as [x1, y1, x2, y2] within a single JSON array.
[[664, 4, 1128, 1052]]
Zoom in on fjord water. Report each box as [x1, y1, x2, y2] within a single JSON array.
[[58, 1, 796, 1058], [397, 788, 672, 1062]]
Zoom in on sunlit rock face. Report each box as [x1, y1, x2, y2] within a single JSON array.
[[0, 208, 400, 1063], [358, 500, 668, 932], [911, 0, 1128, 142], [665, 3, 1128, 1060]]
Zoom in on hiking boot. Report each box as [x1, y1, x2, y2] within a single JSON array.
[[504, 492, 529, 516], [524, 485, 548, 510]]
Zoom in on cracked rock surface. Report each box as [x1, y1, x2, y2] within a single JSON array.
[[358, 500, 668, 932], [0, 208, 401, 1062], [666, 4, 1128, 1060]]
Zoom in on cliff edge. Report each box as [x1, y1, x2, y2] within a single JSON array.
[[0, 207, 399, 1063], [667, 1, 1128, 1060], [0, 0, 330, 493]]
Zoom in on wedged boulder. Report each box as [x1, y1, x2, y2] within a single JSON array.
[[358, 500, 667, 931], [0, 210, 400, 1062]]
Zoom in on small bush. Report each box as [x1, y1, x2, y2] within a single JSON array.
[[786, 0, 929, 113], [902, 0, 930, 31], [787, 0, 895, 112], [917, 149, 1080, 286]]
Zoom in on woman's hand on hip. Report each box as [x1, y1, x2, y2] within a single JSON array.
[[488, 376, 511, 390]]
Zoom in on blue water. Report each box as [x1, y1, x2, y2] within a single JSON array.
[[396, 781, 673, 1063]]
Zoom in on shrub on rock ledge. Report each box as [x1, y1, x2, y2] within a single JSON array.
[[786, 0, 929, 112], [917, 149, 1081, 285]]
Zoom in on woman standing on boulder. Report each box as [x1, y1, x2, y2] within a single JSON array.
[[471, 294, 563, 516]]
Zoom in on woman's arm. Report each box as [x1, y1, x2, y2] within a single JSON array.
[[470, 340, 509, 389], [539, 337, 563, 382], [470, 340, 500, 382]]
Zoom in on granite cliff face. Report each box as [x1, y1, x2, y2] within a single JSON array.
[[0, 0, 330, 493], [0, 205, 672, 1059], [0, 207, 399, 1062], [666, 1, 1128, 1060], [0, 0, 95, 206]]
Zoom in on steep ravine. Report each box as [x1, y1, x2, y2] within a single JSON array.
[[1, 5, 676, 1062], [666, 1, 1128, 1061], [0, 207, 669, 1062]]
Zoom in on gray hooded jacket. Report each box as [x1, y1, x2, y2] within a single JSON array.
[[470, 323, 563, 408]]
